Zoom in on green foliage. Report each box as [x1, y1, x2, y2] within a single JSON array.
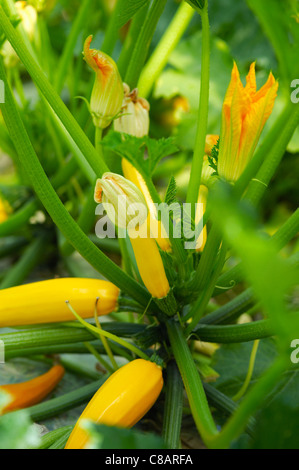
[[0, 392, 40, 449], [83, 423, 165, 450], [102, 131, 178, 176], [164, 176, 177, 206]]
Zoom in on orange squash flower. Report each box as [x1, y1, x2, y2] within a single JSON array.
[[83, 36, 124, 129], [218, 62, 278, 181]]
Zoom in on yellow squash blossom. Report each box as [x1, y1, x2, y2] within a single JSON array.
[[218, 62, 278, 182]]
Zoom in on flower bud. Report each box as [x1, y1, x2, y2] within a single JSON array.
[[83, 36, 124, 129], [94, 172, 148, 230], [114, 85, 150, 138], [201, 158, 215, 187]]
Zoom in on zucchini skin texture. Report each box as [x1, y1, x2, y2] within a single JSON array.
[[0, 278, 119, 327], [0, 365, 65, 413], [65, 359, 164, 449]]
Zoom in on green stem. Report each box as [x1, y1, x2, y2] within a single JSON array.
[[185, 241, 227, 331], [138, 2, 194, 98], [0, 58, 151, 307], [210, 356, 288, 448], [100, 0, 123, 56], [191, 319, 274, 343], [67, 303, 150, 361], [34, 426, 73, 450], [94, 306, 119, 371], [25, 377, 109, 422], [232, 340, 260, 402], [166, 319, 218, 447], [186, 3, 210, 210], [201, 288, 255, 325], [1, 323, 147, 355], [55, 0, 93, 93], [117, 3, 149, 77], [61, 186, 97, 257], [0, 8, 108, 177], [234, 100, 295, 196], [124, 0, 167, 88], [190, 225, 222, 292], [49, 431, 72, 449], [0, 235, 49, 289], [0, 199, 38, 237], [203, 384, 256, 437], [244, 102, 299, 206], [162, 361, 184, 449], [213, 208, 299, 296]]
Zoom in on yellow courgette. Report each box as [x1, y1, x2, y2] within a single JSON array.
[[0, 278, 119, 327], [65, 359, 163, 449]]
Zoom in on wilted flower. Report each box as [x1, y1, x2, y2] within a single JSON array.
[[114, 84, 150, 138], [83, 36, 124, 129], [218, 62, 278, 181]]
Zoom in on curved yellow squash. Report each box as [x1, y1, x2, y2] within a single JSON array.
[[0, 365, 65, 414], [0, 278, 119, 328], [65, 359, 164, 449]]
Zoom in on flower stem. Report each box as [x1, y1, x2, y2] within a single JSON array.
[[55, 0, 93, 93], [232, 340, 260, 402], [186, 3, 210, 211], [138, 2, 194, 98], [124, 0, 167, 89], [117, 3, 150, 77]]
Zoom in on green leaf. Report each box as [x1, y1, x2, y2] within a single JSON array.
[[0, 392, 40, 449], [116, 0, 150, 28], [83, 423, 165, 449], [250, 368, 299, 448], [211, 338, 278, 398], [164, 176, 177, 205], [102, 131, 178, 177]]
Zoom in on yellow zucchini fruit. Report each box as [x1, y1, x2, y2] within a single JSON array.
[[0, 365, 65, 414], [65, 359, 163, 449], [122, 159, 171, 252], [0, 278, 120, 327]]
